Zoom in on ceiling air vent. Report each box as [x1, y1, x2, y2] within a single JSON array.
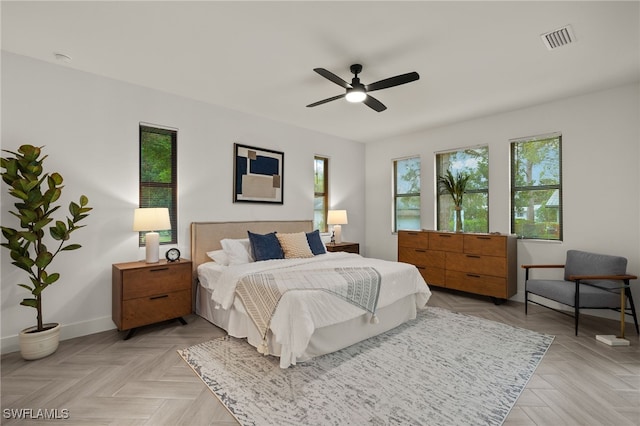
[[541, 25, 576, 50]]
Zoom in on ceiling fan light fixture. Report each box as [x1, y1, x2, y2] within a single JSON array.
[[346, 89, 366, 103]]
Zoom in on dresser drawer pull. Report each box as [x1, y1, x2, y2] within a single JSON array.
[[416, 266, 426, 270], [150, 267, 170, 272], [476, 236, 491, 240], [466, 255, 481, 259], [415, 249, 426, 253], [407, 232, 419, 235], [438, 234, 452, 238], [149, 294, 169, 300], [467, 274, 481, 278]]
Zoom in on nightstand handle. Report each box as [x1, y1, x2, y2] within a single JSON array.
[[150, 267, 169, 272], [149, 294, 169, 300]]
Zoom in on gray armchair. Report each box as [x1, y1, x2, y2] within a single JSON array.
[[522, 250, 638, 336]]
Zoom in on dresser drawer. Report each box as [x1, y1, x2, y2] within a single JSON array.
[[415, 265, 445, 287], [397, 231, 429, 249], [122, 263, 191, 300], [446, 252, 506, 277], [428, 232, 463, 252], [122, 289, 191, 330], [398, 247, 445, 269], [464, 234, 506, 257], [445, 270, 507, 298]]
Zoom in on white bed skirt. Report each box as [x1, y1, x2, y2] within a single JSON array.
[[196, 283, 419, 365]]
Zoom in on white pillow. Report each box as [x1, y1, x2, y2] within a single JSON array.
[[206, 249, 230, 266], [220, 238, 254, 265]]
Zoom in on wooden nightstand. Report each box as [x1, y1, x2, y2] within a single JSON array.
[[325, 242, 360, 254], [112, 259, 192, 339]]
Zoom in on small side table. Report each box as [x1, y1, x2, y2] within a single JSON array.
[[112, 259, 192, 339], [326, 242, 359, 254]]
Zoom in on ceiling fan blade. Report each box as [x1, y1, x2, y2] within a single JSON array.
[[306, 94, 346, 108], [313, 68, 352, 89], [363, 94, 387, 112], [366, 71, 420, 92]]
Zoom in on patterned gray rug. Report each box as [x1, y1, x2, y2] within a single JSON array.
[[178, 307, 553, 426]]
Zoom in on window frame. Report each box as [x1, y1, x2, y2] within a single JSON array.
[[392, 156, 421, 233], [435, 146, 489, 233], [313, 156, 329, 232], [139, 124, 178, 246], [510, 132, 563, 241]]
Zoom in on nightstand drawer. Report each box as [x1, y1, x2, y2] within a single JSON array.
[[122, 289, 191, 330], [122, 263, 191, 300], [325, 242, 359, 254]]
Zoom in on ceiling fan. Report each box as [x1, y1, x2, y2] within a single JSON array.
[[306, 64, 419, 112]]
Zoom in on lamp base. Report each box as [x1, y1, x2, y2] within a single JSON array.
[[144, 232, 160, 263], [333, 225, 342, 244], [596, 335, 630, 346]]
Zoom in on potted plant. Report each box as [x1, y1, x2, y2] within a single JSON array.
[[1, 145, 91, 360], [438, 169, 470, 232]]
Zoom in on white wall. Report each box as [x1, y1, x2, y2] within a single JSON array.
[[0, 52, 365, 353], [365, 83, 640, 320]]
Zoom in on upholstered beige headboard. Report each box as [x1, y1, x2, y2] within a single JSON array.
[[190, 220, 313, 275]]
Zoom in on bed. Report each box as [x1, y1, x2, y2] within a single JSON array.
[[191, 220, 431, 368]]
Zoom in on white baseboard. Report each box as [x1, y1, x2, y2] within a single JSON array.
[[1, 316, 116, 355]]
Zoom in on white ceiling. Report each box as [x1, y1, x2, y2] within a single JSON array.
[[2, 1, 639, 143]]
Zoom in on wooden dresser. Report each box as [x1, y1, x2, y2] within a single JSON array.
[[112, 259, 192, 338], [398, 230, 517, 302]]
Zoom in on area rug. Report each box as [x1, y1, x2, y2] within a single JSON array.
[[178, 307, 553, 426]]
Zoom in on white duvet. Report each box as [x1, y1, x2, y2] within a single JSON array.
[[198, 252, 431, 366]]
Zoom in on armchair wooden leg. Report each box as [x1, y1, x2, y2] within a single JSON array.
[[625, 287, 639, 335], [575, 281, 580, 336]]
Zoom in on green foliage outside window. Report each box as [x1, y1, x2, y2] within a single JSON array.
[[436, 147, 489, 232], [511, 134, 562, 240], [140, 125, 177, 245], [313, 157, 328, 232], [394, 157, 421, 232]]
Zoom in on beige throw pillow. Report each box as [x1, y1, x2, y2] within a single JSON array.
[[276, 232, 314, 259]]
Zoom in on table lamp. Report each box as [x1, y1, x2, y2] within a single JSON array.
[[133, 208, 171, 263], [327, 209, 348, 244]]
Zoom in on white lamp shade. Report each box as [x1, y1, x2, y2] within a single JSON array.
[[327, 210, 348, 225], [133, 208, 171, 263], [133, 208, 171, 232]]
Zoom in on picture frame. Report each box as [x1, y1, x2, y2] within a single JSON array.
[[233, 143, 284, 204]]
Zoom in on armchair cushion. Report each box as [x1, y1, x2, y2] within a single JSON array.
[[526, 279, 621, 308], [564, 250, 627, 284]]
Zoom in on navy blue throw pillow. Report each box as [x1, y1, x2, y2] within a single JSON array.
[[306, 230, 326, 255], [247, 231, 284, 261]]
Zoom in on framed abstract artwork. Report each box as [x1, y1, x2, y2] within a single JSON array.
[[233, 143, 284, 204]]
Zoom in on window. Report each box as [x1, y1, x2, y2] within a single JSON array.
[[393, 157, 421, 232], [139, 124, 177, 245], [436, 146, 489, 232], [314, 156, 328, 232], [511, 133, 562, 240]]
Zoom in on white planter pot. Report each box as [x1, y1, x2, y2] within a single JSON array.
[[19, 323, 61, 360]]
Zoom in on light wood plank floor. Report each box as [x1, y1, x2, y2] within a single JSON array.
[[2, 288, 639, 425]]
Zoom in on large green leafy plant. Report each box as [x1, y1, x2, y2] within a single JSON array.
[[438, 170, 470, 232], [1, 145, 92, 332]]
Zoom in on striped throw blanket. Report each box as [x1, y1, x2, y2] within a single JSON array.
[[236, 267, 381, 354]]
